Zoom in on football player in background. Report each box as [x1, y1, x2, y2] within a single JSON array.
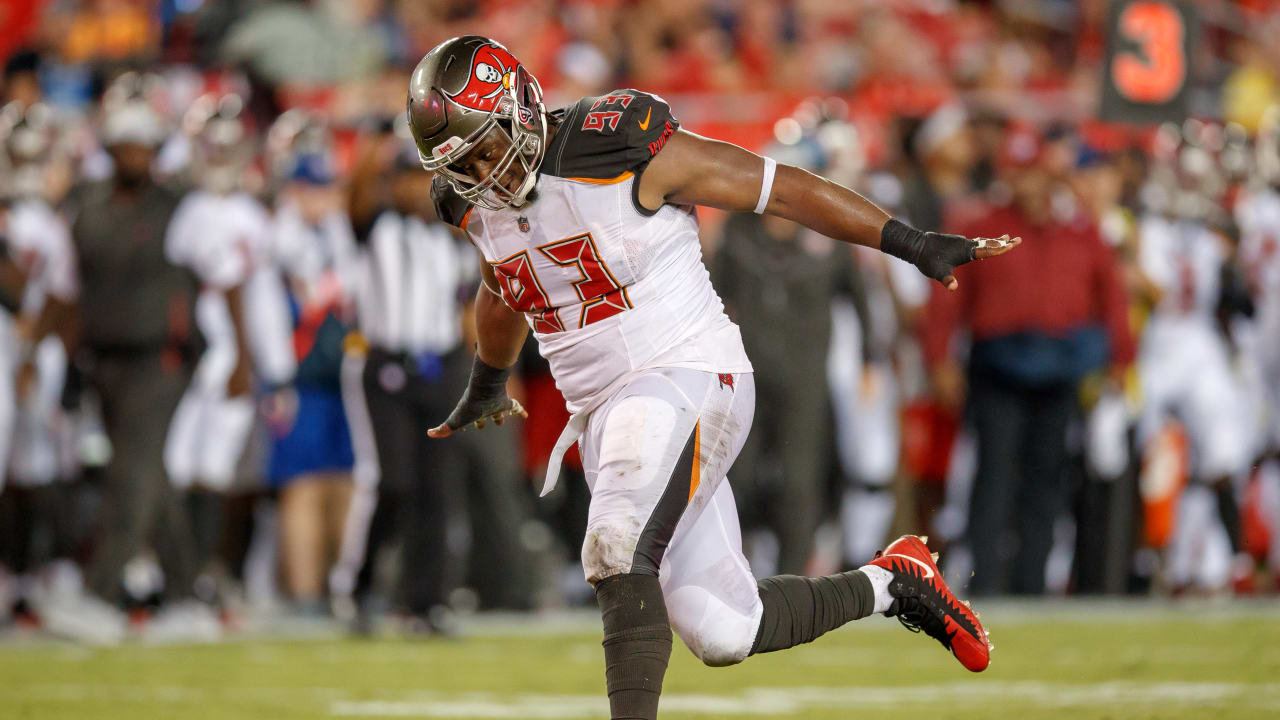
[[409, 36, 1016, 719], [1137, 122, 1256, 592], [1235, 107, 1280, 582], [162, 93, 294, 621], [0, 102, 81, 624]]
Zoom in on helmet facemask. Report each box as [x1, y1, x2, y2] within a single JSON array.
[[421, 65, 547, 211]]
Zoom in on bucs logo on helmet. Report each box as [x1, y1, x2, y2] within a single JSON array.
[[408, 36, 549, 211], [450, 43, 520, 113]]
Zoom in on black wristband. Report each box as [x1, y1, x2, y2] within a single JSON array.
[[468, 354, 512, 396], [441, 353, 517, 431], [880, 218, 977, 284], [879, 218, 928, 266]]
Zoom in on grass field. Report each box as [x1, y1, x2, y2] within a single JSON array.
[[2, 600, 1278, 719]]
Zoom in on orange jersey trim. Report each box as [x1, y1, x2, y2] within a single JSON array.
[[460, 206, 474, 232], [565, 171, 634, 185], [687, 420, 702, 503]]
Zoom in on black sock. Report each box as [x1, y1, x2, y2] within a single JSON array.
[[750, 570, 876, 655], [596, 573, 672, 720], [1214, 482, 1243, 555]]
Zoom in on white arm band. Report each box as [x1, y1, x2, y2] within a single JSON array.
[[753, 156, 776, 214]]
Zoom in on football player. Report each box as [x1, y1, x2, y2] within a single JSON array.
[[409, 36, 1015, 719], [1236, 108, 1280, 581], [163, 93, 293, 496]]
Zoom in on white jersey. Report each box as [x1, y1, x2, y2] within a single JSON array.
[[6, 199, 78, 315], [272, 202, 358, 300], [1237, 188, 1280, 330], [1136, 213, 1252, 477], [2, 198, 76, 357], [434, 89, 751, 415], [1138, 214, 1227, 323], [166, 190, 291, 391], [2, 199, 77, 489], [269, 201, 356, 374], [1236, 187, 1280, 449]]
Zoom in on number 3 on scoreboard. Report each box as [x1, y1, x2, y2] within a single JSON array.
[[1112, 1, 1186, 105], [489, 232, 632, 332]]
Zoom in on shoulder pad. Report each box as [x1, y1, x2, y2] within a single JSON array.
[[542, 89, 679, 181]]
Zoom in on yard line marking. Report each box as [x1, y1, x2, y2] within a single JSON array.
[[327, 682, 1280, 717]]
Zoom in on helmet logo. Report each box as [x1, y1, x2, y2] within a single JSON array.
[[476, 62, 502, 84], [450, 43, 520, 113], [432, 135, 465, 160]]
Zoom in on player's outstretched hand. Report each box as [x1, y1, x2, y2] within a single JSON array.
[[930, 233, 1021, 291], [881, 218, 1021, 291], [427, 396, 527, 437], [427, 355, 528, 438]]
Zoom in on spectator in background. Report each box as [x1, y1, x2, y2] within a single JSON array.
[[268, 153, 358, 616], [221, 0, 389, 88], [1222, 25, 1280, 133], [921, 127, 1134, 596], [900, 104, 978, 232], [2, 50, 43, 107]]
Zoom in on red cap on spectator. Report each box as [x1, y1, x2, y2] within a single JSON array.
[[998, 125, 1044, 170]]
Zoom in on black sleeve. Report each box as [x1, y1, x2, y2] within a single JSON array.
[[542, 89, 680, 181], [432, 175, 473, 229]]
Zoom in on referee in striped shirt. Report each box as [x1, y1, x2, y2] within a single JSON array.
[[337, 139, 530, 633]]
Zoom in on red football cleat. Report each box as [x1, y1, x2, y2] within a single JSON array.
[[867, 534, 991, 672]]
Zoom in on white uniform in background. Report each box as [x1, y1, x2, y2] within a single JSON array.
[[3, 199, 79, 490], [829, 250, 929, 563], [271, 202, 358, 301], [1236, 187, 1280, 574], [1136, 214, 1252, 480], [163, 190, 293, 491], [1236, 187, 1280, 453], [1138, 214, 1251, 589]]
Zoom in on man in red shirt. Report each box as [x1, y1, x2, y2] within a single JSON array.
[[920, 128, 1134, 595]]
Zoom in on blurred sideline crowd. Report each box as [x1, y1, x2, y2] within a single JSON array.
[[2, 0, 1280, 645]]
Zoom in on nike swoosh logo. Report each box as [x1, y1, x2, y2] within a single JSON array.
[[884, 553, 935, 579], [638, 107, 652, 131]]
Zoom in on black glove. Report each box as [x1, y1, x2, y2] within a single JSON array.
[[880, 218, 977, 285], [432, 355, 526, 435]]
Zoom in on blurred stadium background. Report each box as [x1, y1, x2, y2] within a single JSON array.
[[1, 0, 1280, 718]]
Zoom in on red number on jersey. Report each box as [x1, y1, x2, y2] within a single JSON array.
[[491, 250, 565, 333], [589, 94, 634, 111], [538, 233, 632, 328], [1246, 235, 1278, 297], [582, 110, 623, 133]]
